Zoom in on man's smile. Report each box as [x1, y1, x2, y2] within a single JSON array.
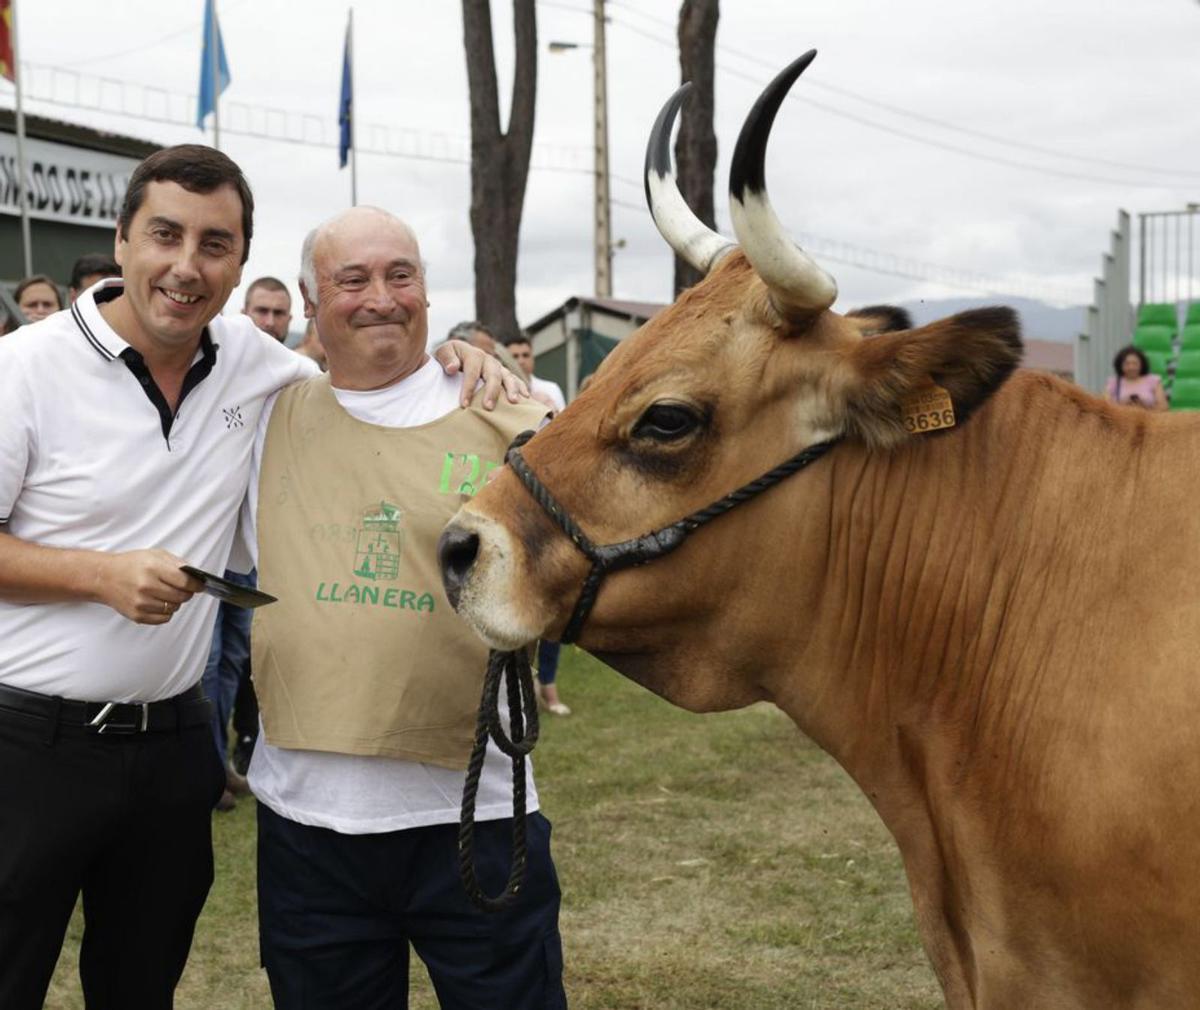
[[158, 287, 204, 306]]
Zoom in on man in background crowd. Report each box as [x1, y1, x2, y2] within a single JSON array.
[[243, 275, 293, 342], [69, 253, 122, 302], [447, 319, 525, 379], [504, 333, 566, 412], [13, 274, 63, 323], [296, 318, 327, 369], [205, 275, 296, 805]]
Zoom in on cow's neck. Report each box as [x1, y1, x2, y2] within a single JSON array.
[[772, 371, 1154, 810]]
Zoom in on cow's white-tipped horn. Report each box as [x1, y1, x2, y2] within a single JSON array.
[[644, 83, 735, 276], [729, 51, 837, 315]]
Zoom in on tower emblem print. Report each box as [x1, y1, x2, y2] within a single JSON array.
[[353, 501, 405, 581]]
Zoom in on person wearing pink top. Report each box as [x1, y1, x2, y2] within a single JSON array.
[[1105, 346, 1167, 410]]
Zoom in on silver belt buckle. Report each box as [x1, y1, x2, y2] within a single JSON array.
[[88, 701, 151, 735]]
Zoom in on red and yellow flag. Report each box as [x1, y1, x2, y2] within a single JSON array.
[[0, 1, 14, 84]]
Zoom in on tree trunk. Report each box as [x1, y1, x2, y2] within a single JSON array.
[[674, 0, 719, 297], [462, 0, 537, 340]]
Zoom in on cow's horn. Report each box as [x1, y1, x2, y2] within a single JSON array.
[[644, 82, 735, 276], [729, 51, 837, 315]]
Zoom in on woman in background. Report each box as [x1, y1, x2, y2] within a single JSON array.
[[1105, 345, 1167, 411]]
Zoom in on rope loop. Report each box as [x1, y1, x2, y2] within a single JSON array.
[[458, 646, 540, 912]]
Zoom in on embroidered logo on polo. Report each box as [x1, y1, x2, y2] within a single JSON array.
[[314, 500, 435, 613], [223, 406, 244, 429]]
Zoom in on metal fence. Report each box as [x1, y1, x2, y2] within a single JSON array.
[[1139, 207, 1200, 308]]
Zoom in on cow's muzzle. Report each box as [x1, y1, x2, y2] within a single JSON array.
[[437, 526, 480, 611]]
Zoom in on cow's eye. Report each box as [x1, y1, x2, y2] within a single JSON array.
[[633, 403, 701, 441]]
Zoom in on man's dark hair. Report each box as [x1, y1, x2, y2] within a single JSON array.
[[13, 274, 63, 310], [1113, 345, 1150, 378], [117, 144, 255, 264], [69, 253, 121, 291], [448, 320, 495, 342], [502, 334, 532, 348], [846, 304, 913, 333], [245, 276, 290, 302]]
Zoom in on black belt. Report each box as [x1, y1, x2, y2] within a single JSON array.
[[0, 682, 211, 736]]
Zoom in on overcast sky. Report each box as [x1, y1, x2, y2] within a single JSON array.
[[15, 0, 1200, 341]]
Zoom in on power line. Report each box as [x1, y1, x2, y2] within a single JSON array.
[[54, 0, 253, 69], [610, 195, 1083, 304], [601, 5, 1200, 187], [15, 59, 649, 193]]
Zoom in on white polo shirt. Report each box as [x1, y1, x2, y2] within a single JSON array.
[[0, 279, 317, 703], [530, 375, 566, 412]]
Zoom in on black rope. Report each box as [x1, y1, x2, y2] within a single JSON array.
[[458, 427, 543, 913], [458, 429, 839, 910]]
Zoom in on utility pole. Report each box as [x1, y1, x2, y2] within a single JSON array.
[[11, 0, 32, 276], [592, 0, 611, 298]]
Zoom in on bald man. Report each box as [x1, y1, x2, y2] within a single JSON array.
[[242, 208, 566, 1010]]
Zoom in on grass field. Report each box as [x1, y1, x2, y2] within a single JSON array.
[[48, 649, 943, 1009]]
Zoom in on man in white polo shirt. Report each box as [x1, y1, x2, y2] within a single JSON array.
[[0, 145, 516, 1010]]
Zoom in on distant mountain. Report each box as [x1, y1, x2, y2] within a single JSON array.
[[900, 296, 1085, 344]]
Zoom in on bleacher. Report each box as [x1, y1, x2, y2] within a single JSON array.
[[1131, 301, 1200, 409]]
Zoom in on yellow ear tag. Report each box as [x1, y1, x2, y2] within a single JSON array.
[[900, 384, 956, 434]]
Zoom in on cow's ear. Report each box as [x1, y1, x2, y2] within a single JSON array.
[[840, 307, 1022, 450]]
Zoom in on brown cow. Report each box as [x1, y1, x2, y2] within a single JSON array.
[[439, 52, 1200, 1008]]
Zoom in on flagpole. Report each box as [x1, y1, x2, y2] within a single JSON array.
[[11, 0, 31, 276], [349, 6, 357, 206], [209, 0, 220, 149]]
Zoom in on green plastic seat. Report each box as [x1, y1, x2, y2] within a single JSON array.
[[1170, 377, 1200, 410], [1179, 324, 1200, 350], [1139, 303, 1178, 328], [1133, 326, 1174, 354], [1144, 350, 1169, 376], [1176, 351, 1200, 379], [1186, 302, 1200, 326]]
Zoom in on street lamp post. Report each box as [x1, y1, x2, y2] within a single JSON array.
[[592, 0, 612, 298]]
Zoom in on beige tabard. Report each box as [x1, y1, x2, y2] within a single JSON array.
[[252, 375, 547, 769]]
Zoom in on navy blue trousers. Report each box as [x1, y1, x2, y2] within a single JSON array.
[[257, 804, 567, 1010]]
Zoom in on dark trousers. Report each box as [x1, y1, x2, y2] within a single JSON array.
[[201, 569, 256, 761], [231, 668, 259, 748], [258, 804, 567, 1010], [0, 704, 226, 1010]]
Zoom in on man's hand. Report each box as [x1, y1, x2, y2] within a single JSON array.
[[92, 550, 205, 625], [433, 340, 530, 409]]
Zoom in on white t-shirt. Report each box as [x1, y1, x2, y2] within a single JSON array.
[[243, 357, 538, 834], [531, 375, 566, 412], [0, 279, 317, 702]]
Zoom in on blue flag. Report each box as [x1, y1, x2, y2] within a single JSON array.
[[197, 0, 231, 130], [338, 18, 353, 168]]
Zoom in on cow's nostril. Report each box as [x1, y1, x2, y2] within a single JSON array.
[[437, 527, 480, 609]]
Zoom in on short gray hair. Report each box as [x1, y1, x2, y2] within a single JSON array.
[[299, 225, 321, 305], [298, 206, 423, 308]]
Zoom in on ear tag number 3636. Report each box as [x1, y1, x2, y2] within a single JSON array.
[[901, 384, 956, 434]]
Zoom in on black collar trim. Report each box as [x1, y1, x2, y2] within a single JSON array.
[[71, 301, 116, 362]]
